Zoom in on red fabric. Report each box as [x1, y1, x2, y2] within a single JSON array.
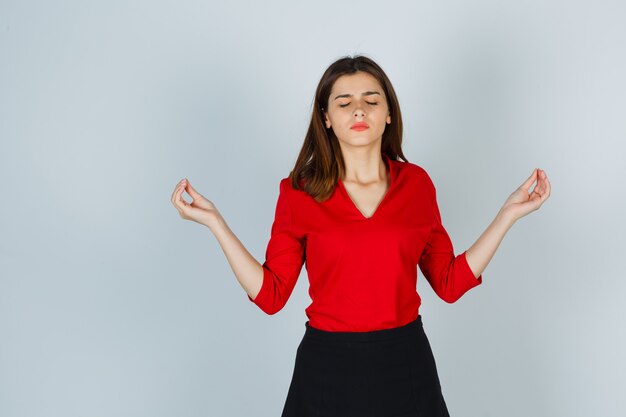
[[248, 153, 482, 332]]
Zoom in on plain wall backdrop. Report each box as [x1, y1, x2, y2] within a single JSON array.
[[1, 0, 625, 416]]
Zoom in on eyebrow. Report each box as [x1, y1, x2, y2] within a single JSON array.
[[334, 91, 381, 100]]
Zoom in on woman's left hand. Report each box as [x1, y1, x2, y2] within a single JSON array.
[[500, 168, 551, 222]]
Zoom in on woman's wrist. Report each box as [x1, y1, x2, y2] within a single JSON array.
[[205, 210, 226, 231], [496, 207, 517, 229]]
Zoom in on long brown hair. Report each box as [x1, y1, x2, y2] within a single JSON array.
[[288, 54, 409, 202]]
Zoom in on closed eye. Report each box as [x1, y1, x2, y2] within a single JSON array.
[[339, 102, 378, 108]]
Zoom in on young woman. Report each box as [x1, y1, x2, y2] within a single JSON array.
[[170, 55, 551, 416]]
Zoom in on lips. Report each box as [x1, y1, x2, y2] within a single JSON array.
[[351, 121, 369, 130]]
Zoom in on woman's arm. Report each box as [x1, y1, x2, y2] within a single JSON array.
[[464, 210, 515, 279], [208, 215, 265, 300], [171, 178, 263, 300], [464, 168, 551, 278]]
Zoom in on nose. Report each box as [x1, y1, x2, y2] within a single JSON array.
[[353, 107, 365, 117]]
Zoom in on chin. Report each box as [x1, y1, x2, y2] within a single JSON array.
[[340, 138, 381, 147]]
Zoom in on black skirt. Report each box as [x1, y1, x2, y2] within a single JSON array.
[[281, 315, 450, 417]]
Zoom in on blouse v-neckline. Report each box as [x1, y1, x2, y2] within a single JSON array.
[[337, 153, 395, 221]]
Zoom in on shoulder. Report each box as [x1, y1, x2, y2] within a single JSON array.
[[278, 177, 308, 202], [393, 159, 435, 190], [279, 177, 291, 190], [279, 176, 305, 192]]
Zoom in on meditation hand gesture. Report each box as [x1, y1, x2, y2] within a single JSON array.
[[170, 178, 222, 228], [500, 168, 551, 222]]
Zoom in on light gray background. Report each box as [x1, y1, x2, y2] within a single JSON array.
[[1, 1, 624, 416]]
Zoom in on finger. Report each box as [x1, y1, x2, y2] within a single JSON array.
[[538, 171, 549, 195], [534, 169, 549, 196], [171, 180, 187, 207], [172, 189, 184, 215], [531, 177, 549, 203], [171, 182, 183, 206], [185, 180, 201, 199], [540, 170, 551, 198], [174, 183, 189, 213], [170, 181, 179, 202], [171, 181, 184, 203], [177, 182, 190, 207], [520, 168, 538, 192]]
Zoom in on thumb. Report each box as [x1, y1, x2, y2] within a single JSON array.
[[184, 180, 203, 199], [519, 168, 538, 191]]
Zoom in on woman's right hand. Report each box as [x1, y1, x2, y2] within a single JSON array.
[[170, 178, 222, 228]]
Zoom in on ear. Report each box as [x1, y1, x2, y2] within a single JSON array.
[[386, 113, 391, 124], [323, 110, 331, 128]]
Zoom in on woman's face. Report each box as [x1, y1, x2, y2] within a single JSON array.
[[323, 71, 391, 149]]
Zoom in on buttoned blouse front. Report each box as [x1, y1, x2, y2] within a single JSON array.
[[248, 153, 482, 332]]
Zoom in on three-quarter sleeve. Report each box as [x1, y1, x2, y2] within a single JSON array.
[[248, 178, 306, 314], [418, 173, 482, 304]]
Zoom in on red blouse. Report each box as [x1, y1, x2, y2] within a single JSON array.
[[248, 153, 482, 332]]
